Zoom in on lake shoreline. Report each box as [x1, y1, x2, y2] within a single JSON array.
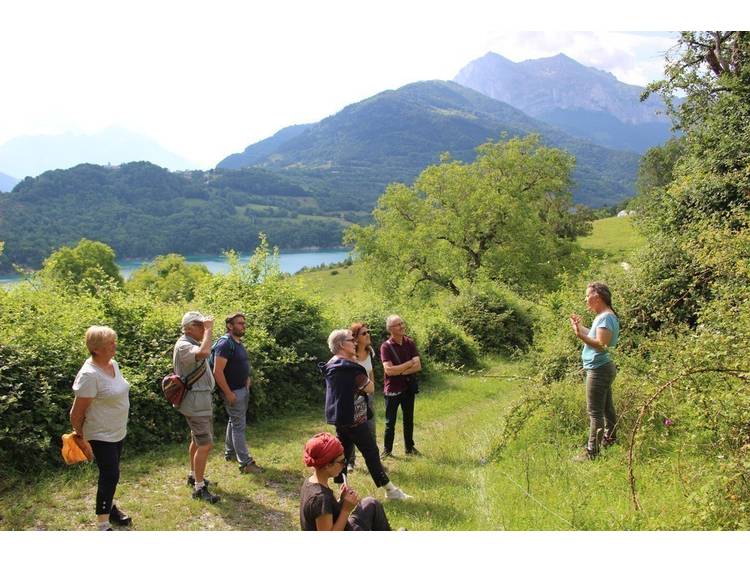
[[0, 248, 352, 287]]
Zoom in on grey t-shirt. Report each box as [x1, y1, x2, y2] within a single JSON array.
[[173, 335, 215, 417], [72, 358, 130, 442]]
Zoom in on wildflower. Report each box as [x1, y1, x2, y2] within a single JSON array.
[[664, 418, 674, 427]]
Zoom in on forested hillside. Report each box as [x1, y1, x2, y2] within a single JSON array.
[[219, 80, 641, 208], [0, 163, 354, 273]]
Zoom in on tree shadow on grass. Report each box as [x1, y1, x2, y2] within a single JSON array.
[[214, 488, 295, 530]]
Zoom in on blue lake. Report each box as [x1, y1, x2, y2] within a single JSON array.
[[0, 249, 351, 287]]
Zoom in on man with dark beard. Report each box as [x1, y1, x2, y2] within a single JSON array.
[[212, 312, 264, 474]]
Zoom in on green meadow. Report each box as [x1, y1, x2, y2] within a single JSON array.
[[0, 357, 714, 530]]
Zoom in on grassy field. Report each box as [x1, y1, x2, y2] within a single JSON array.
[[0, 218, 719, 532], [578, 216, 646, 262], [0, 357, 719, 531]]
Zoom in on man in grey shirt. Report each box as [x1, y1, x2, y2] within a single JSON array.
[[173, 311, 219, 503]]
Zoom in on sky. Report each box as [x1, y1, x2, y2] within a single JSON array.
[[0, 1, 724, 170]]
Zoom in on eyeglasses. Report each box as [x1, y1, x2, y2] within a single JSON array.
[[344, 338, 355, 343]]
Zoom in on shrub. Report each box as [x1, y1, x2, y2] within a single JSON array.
[[448, 284, 534, 355], [413, 319, 479, 369], [0, 239, 331, 471], [126, 254, 211, 302], [195, 242, 329, 419]]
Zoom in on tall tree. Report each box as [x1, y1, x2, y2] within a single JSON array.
[[346, 136, 587, 297]]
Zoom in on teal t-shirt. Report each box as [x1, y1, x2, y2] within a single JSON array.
[[581, 312, 619, 370]]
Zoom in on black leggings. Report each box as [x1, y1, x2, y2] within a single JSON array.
[[335, 422, 390, 488], [89, 439, 124, 515]]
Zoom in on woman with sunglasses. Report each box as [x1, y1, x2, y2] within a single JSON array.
[[319, 329, 412, 500], [347, 322, 377, 472], [300, 432, 392, 531]]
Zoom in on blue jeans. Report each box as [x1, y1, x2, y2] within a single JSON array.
[[586, 361, 618, 453], [224, 386, 253, 466]]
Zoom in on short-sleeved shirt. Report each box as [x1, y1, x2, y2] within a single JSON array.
[[582, 312, 620, 370], [72, 358, 130, 442], [299, 479, 352, 531], [173, 334, 215, 417], [380, 336, 419, 395], [214, 335, 250, 390], [321, 357, 370, 427]]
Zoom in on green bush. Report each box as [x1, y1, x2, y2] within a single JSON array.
[[126, 254, 211, 303], [413, 319, 479, 369], [195, 242, 329, 420], [0, 240, 331, 471], [448, 284, 534, 355]]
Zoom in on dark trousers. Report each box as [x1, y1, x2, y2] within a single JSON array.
[[335, 422, 390, 488], [89, 439, 124, 515], [348, 497, 392, 531], [349, 395, 377, 465], [383, 390, 415, 453], [586, 362, 618, 453]]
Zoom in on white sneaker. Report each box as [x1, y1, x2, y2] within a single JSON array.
[[385, 486, 413, 500]]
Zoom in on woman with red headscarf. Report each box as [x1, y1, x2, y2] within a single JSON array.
[[300, 432, 392, 531]]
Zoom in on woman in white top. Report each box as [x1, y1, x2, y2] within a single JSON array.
[[348, 322, 376, 471], [70, 326, 131, 530]]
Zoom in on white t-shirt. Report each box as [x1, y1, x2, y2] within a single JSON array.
[[72, 358, 130, 442], [355, 353, 373, 382]]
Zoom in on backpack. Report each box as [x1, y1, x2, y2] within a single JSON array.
[[162, 359, 207, 408], [208, 334, 236, 372]]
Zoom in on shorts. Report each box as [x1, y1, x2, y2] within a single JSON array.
[[185, 415, 214, 446]]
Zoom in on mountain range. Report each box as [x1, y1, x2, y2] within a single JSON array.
[[453, 52, 674, 153], [218, 80, 640, 208], [1, 52, 678, 271], [0, 127, 195, 179]]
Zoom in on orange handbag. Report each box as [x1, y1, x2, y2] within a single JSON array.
[[61, 432, 93, 464]]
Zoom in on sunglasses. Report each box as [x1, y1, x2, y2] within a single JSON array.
[[332, 457, 347, 466]]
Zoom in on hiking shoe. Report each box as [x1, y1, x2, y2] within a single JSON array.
[[380, 450, 393, 461], [405, 447, 422, 456], [239, 461, 264, 474], [602, 436, 617, 448], [187, 475, 211, 487], [385, 486, 413, 500], [192, 486, 220, 504], [224, 453, 235, 461], [572, 448, 597, 462], [109, 504, 132, 527]]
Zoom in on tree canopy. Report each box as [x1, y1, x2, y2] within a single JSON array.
[[126, 254, 211, 302], [40, 239, 124, 292], [345, 136, 589, 298]]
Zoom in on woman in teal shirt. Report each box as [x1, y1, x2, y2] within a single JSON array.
[[570, 282, 620, 460]]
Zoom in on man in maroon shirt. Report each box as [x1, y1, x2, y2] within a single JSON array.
[[379, 315, 422, 459]]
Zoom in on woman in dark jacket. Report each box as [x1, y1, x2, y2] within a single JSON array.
[[320, 329, 412, 501]]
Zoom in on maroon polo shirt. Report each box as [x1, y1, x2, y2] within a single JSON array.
[[380, 335, 419, 395]]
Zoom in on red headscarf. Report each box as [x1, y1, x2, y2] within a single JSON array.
[[303, 432, 344, 468]]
